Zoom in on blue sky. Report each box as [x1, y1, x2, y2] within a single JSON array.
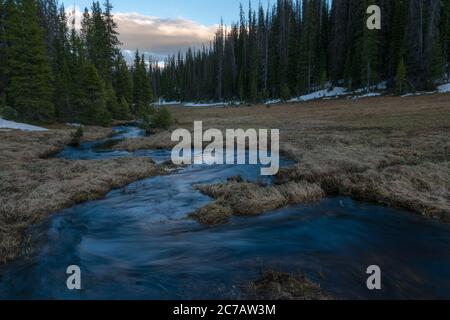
[[63, 0, 270, 25]]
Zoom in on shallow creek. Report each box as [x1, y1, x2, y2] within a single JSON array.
[[1, 126, 449, 299]]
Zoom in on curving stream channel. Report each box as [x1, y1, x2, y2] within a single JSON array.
[[1, 126, 450, 299]]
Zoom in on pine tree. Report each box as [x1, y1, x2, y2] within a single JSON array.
[[248, 11, 259, 102], [105, 83, 120, 118], [132, 51, 153, 116], [429, 35, 445, 85], [287, 4, 300, 95], [113, 52, 133, 104], [117, 96, 132, 120], [0, 0, 6, 100], [442, 0, 450, 80], [78, 62, 111, 125], [396, 57, 407, 94], [361, 0, 379, 91], [386, 0, 407, 84], [52, 4, 72, 120], [5, 0, 55, 122]]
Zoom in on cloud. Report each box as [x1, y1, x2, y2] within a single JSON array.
[[67, 7, 217, 62]]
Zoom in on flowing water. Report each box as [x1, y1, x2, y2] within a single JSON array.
[[1, 126, 450, 300]]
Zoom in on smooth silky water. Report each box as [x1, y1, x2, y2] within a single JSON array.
[[1, 126, 449, 299]]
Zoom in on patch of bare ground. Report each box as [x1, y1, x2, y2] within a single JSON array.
[[242, 271, 332, 300], [0, 126, 164, 264], [190, 180, 324, 225], [165, 93, 450, 223]]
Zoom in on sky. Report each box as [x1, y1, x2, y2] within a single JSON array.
[[62, 0, 271, 61]]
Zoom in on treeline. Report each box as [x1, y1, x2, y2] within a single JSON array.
[[0, 0, 153, 125], [152, 0, 450, 102]]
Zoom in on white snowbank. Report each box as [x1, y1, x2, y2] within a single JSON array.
[[153, 100, 181, 106], [401, 91, 436, 97], [400, 82, 449, 97], [184, 102, 227, 107], [438, 83, 450, 93], [265, 99, 281, 105], [0, 118, 48, 131], [67, 123, 82, 127], [352, 92, 382, 99], [288, 87, 348, 102]]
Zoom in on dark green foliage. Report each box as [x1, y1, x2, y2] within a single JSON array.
[[132, 51, 154, 112], [139, 107, 172, 134], [153, 0, 449, 101], [280, 84, 291, 101], [105, 83, 120, 118], [0, 92, 18, 120], [117, 97, 132, 120], [152, 107, 172, 130], [4, 0, 55, 122], [77, 63, 111, 126], [113, 53, 133, 104], [0, 0, 6, 99], [69, 126, 84, 147], [1, 0, 131, 125], [396, 58, 408, 95], [442, 0, 450, 80]]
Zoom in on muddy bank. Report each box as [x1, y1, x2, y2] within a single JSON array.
[[0, 126, 165, 264], [243, 271, 332, 300], [190, 179, 324, 225]]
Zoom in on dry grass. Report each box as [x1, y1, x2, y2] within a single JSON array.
[[190, 180, 324, 225], [155, 93, 450, 223], [115, 130, 176, 151], [0, 126, 164, 264], [243, 271, 332, 300]]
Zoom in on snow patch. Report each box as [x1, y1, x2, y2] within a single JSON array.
[[438, 83, 450, 93], [289, 87, 348, 102], [0, 118, 48, 131], [183, 102, 227, 108], [352, 92, 382, 99], [401, 91, 436, 97], [153, 100, 181, 106], [67, 123, 82, 127], [265, 99, 281, 105]]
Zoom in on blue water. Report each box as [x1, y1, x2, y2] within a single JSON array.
[[1, 126, 450, 300]]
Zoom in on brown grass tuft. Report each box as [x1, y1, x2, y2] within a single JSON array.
[[191, 180, 325, 224], [243, 271, 332, 300]]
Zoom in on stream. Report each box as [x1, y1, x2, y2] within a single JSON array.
[[1, 126, 450, 299]]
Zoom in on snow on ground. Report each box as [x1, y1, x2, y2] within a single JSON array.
[[401, 91, 436, 97], [0, 118, 48, 131], [265, 99, 281, 105], [288, 87, 348, 102], [438, 83, 450, 93], [352, 92, 382, 99], [401, 82, 449, 97], [183, 102, 228, 107], [153, 100, 181, 106], [67, 123, 82, 127]]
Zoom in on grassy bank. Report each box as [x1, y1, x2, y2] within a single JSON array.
[[190, 180, 324, 225], [0, 126, 165, 264]]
